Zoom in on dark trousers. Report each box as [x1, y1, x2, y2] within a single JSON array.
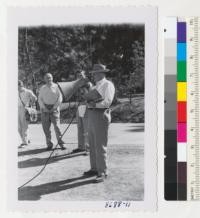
[[88, 109, 110, 175], [41, 110, 62, 146]]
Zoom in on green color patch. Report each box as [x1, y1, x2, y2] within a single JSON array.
[[177, 61, 186, 81]]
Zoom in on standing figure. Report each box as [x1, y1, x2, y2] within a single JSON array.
[[18, 80, 37, 146], [72, 81, 93, 154], [38, 73, 66, 150], [75, 104, 89, 153], [83, 64, 115, 183]]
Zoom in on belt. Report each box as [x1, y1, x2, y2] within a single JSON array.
[[88, 108, 108, 111], [44, 104, 54, 110]]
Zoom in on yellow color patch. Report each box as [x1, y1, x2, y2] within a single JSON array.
[[177, 82, 187, 101]]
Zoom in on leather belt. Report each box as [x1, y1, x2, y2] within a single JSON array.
[[44, 104, 54, 110], [88, 108, 108, 111]]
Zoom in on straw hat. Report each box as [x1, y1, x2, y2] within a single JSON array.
[[90, 64, 110, 74]]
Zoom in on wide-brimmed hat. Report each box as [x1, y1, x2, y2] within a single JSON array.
[[90, 64, 110, 74]]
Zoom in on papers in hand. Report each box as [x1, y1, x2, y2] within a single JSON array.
[[84, 89, 103, 103], [78, 105, 87, 117]]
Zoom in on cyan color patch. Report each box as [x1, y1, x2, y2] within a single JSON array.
[[177, 43, 186, 61]]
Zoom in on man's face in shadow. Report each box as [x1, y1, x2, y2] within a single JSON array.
[[44, 73, 53, 85], [92, 72, 105, 83]]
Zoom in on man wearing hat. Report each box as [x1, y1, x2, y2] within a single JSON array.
[[38, 73, 66, 150], [18, 80, 37, 146], [83, 64, 115, 183]]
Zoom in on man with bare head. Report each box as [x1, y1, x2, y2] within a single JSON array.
[[38, 73, 66, 150]]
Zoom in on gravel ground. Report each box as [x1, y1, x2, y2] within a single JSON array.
[[18, 123, 144, 201]]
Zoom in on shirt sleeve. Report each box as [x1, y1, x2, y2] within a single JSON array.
[[53, 85, 63, 109], [38, 87, 45, 109], [88, 82, 93, 91], [96, 82, 115, 108], [29, 90, 37, 103]]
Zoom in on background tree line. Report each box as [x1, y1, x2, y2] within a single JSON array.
[[18, 24, 144, 98], [18, 25, 144, 123]]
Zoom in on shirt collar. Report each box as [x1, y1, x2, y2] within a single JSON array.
[[46, 82, 56, 88]]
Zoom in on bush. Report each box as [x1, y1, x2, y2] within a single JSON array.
[[60, 96, 144, 123]]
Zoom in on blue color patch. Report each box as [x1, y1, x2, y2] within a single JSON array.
[[177, 43, 186, 61]]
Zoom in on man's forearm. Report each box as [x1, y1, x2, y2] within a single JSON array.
[[38, 98, 46, 110]]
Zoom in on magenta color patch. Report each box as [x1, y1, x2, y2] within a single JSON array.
[[177, 123, 187, 142]]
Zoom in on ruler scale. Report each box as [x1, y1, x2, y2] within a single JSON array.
[[165, 17, 200, 200], [187, 17, 200, 200]]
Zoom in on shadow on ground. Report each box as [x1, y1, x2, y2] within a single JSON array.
[[18, 124, 144, 201], [18, 148, 48, 156], [18, 152, 87, 168], [18, 143, 77, 157], [18, 175, 95, 200]]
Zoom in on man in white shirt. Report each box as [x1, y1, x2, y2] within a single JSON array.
[[38, 73, 66, 150], [83, 64, 115, 183], [18, 80, 37, 146]]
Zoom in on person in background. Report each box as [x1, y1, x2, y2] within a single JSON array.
[[18, 80, 37, 147], [83, 64, 115, 183], [38, 73, 66, 151], [72, 78, 93, 155]]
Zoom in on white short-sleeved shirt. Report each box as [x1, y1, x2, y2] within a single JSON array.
[[18, 88, 37, 108], [38, 83, 62, 111], [93, 78, 115, 108]]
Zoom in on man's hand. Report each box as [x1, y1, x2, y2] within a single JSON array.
[[50, 107, 57, 112], [77, 71, 86, 79]]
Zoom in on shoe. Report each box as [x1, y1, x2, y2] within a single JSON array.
[[58, 139, 66, 145], [72, 148, 86, 153], [46, 146, 53, 151], [60, 145, 66, 150], [83, 170, 98, 176], [94, 173, 108, 183], [46, 142, 53, 151], [18, 143, 27, 148], [83, 151, 89, 156], [58, 140, 66, 150]]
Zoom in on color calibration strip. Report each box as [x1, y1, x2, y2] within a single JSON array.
[[164, 17, 177, 200], [177, 20, 187, 200], [165, 17, 200, 201]]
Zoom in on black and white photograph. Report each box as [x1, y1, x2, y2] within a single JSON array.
[[17, 23, 145, 201], [7, 7, 157, 211]]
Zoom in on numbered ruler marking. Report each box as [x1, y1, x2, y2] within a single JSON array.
[[187, 17, 200, 200]]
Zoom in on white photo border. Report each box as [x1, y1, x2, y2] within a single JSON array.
[[7, 6, 157, 211]]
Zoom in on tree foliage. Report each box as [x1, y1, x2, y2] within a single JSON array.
[[18, 24, 144, 98]]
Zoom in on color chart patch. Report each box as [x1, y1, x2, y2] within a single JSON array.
[[164, 17, 177, 200], [177, 21, 187, 200], [164, 17, 200, 201]]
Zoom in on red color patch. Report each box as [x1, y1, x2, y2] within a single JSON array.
[[177, 102, 186, 123]]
